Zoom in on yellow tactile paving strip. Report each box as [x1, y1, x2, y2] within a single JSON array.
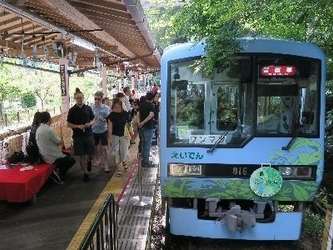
[[67, 145, 139, 250]]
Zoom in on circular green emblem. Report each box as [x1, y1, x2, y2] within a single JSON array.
[[249, 167, 283, 197]]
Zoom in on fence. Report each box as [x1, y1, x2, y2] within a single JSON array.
[[0, 106, 61, 131], [79, 194, 118, 250], [0, 112, 72, 162]]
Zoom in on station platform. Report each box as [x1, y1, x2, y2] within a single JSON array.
[[0, 142, 159, 250]]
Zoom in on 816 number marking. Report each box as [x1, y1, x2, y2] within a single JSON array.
[[233, 167, 248, 176]]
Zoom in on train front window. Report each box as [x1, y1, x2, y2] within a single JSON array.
[[168, 57, 253, 146], [256, 56, 320, 135], [169, 59, 206, 145], [167, 55, 320, 146]]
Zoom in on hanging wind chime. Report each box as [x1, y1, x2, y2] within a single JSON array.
[[20, 18, 27, 66], [32, 25, 38, 63], [42, 34, 50, 62], [21, 36, 27, 67], [0, 41, 9, 66], [94, 48, 101, 70], [0, 10, 8, 65], [68, 51, 77, 66]]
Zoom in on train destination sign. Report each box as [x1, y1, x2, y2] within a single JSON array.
[[260, 65, 297, 76]]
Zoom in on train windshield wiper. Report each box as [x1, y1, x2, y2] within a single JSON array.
[[207, 122, 236, 153], [206, 130, 229, 153], [281, 126, 303, 151]]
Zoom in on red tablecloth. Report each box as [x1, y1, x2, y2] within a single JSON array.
[[0, 163, 55, 203]]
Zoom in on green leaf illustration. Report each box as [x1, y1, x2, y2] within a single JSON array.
[[293, 152, 323, 165], [289, 138, 320, 151], [290, 182, 311, 200]]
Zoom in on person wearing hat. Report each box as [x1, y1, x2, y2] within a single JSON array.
[[91, 91, 111, 172]]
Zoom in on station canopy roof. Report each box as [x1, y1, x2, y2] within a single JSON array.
[[0, 0, 160, 73]]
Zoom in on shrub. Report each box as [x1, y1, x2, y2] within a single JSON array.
[[21, 92, 37, 108]]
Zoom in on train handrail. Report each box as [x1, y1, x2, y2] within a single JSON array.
[[79, 194, 119, 250]]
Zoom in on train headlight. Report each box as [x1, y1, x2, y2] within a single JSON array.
[[295, 167, 312, 178], [279, 167, 294, 177], [278, 166, 314, 179], [169, 164, 202, 177]]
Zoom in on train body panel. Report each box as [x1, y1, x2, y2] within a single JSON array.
[[169, 207, 302, 240]]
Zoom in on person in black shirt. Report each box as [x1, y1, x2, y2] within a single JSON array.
[[137, 92, 155, 167], [26, 111, 43, 164], [67, 88, 95, 182], [107, 98, 130, 177], [152, 92, 160, 145], [137, 95, 146, 153]]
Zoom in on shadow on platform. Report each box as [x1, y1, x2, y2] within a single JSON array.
[[0, 143, 139, 250]]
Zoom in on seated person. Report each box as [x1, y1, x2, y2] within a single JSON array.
[[36, 111, 75, 183], [26, 111, 43, 164]]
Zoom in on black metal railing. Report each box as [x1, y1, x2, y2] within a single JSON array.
[[79, 194, 118, 250]]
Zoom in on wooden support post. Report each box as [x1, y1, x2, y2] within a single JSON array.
[[59, 57, 70, 113], [101, 66, 107, 97], [4, 113, 8, 127]]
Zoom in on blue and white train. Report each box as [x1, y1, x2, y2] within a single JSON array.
[[159, 37, 325, 240]]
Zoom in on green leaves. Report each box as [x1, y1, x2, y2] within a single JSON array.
[[162, 177, 318, 201], [155, 0, 332, 74]]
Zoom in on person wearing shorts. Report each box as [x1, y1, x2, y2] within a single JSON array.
[[91, 91, 111, 172], [67, 88, 95, 182]]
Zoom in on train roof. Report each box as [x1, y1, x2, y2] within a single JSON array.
[[162, 37, 325, 62]]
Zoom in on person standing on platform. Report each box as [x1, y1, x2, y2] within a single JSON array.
[[151, 83, 158, 93], [91, 91, 111, 173], [130, 98, 140, 145], [152, 92, 160, 146], [124, 86, 136, 144], [36, 111, 75, 184], [123, 86, 132, 114], [137, 95, 146, 153], [116, 92, 129, 112], [67, 88, 95, 182], [137, 92, 155, 167], [111, 85, 118, 99], [107, 98, 130, 177]]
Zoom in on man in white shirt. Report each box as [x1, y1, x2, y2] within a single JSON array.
[[111, 85, 118, 99], [36, 112, 75, 183]]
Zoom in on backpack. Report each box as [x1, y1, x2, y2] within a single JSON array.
[[26, 142, 43, 164]]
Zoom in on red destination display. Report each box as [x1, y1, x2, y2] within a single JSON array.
[[260, 65, 297, 76]]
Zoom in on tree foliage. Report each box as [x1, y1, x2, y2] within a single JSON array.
[[145, 4, 187, 53], [21, 92, 37, 108], [163, 0, 333, 74]]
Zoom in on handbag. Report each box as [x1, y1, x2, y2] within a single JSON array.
[[124, 122, 136, 140]]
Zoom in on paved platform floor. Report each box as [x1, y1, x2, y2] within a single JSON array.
[[0, 142, 151, 250], [117, 161, 158, 250]]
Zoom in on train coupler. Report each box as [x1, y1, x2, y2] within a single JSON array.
[[214, 204, 256, 232]]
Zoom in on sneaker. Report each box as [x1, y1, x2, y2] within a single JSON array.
[[83, 173, 89, 182], [87, 161, 92, 172], [50, 170, 63, 184]]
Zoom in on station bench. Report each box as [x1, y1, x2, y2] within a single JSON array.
[[0, 162, 55, 204]]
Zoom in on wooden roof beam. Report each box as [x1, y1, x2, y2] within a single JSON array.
[[38, 0, 136, 57]]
